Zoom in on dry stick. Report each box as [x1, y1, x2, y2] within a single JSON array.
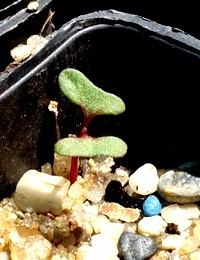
[[39, 9, 55, 36], [48, 100, 60, 141]]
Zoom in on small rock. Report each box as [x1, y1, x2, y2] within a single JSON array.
[[129, 163, 159, 195], [137, 215, 167, 236], [161, 203, 200, 226], [157, 161, 200, 203], [161, 234, 184, 250], [10, 35, 48, 62], [118, 231, 158, 260], [84, 186, 105, 203], [99, 202, 140, 222], [14, 170, 70, 215], [85, 234, 119, 259], [9, 226, 52, 260], [10, 44, 32, 61], [91, 215, 110, 233], [68, 181, 85, 199], [27, 1, 39, 11], [149, 250, 172, 259], [99, 222, 125, 245]]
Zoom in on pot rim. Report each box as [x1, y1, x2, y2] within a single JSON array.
[[1, 9, 200, 99]]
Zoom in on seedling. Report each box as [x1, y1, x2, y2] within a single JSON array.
[[54, 68, 128, 183]]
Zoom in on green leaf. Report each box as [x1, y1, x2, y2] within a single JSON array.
[[54, 136, 128, 158], [58, 68, 126, 117]]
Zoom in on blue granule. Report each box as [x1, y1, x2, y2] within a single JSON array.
[[143, 195, 162, 216]]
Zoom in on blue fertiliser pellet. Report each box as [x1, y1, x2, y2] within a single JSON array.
[[142, 195, 162, 216]]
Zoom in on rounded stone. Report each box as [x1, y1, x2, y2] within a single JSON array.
[[157, 169, 200, 203], [129, 163, 159, 195], [118, 231, 158, 260]]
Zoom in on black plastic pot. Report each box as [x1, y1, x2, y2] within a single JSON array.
[[0, 10, 200, 199], [1, 0, 200, 74]]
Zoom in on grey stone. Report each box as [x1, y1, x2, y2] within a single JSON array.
[[157, 162, 200, 203], [118, 231, 158, 260]]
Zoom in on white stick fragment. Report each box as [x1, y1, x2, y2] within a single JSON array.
[[48, 100, 58, 117], [14, 170, 70, 215]]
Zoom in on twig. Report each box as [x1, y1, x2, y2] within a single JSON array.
[[39, 9, 55, 36]]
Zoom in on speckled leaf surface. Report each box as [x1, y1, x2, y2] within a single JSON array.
[[54, 136, 127, 158], [58, 68, 126, 116]]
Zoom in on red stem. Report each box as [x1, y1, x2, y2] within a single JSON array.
[[70, 112, 96, 183], [70, 156, 79, 184]]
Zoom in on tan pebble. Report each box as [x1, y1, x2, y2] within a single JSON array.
[[68, 182, 84, 199], [70, 211, 93, 236], [53, 153, 71, 178], [88, 158, 96, 167], [71, 204, 83, 213], [0, 238, 5, 250], [62, 233, 76, 247], [193, 222, 200, 243], [9, 226, 52, 260], [62, 196, 75, 211], [99, 202, 140, 222], [149, 250, 171, 259], [181, 236, 200, 253]]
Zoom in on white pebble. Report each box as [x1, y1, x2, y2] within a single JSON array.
[[10, 35, 48, 62], [91, 215, 110, 233], [129, 163, 159, 195], [27, 35, 48, 55], [27, 1, 39, 11], [161, 203, 200, 225], [170, 250, 181, 260], [162, 234, 184, 250], [89, 234, 118, 259], [77, 245, 93, 259], [99, 222, 125, 245], [84, 187, 105, 203], [137, 215, 167, 236], [14, 170, 70, 215], [178, 219, 192, 233], [80, 234, 119, 260], [10, 44, 32, 61], [83, 203, 99, 220]]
